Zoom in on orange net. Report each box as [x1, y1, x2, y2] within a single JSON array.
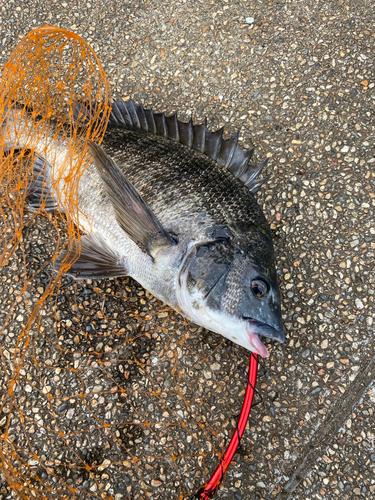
[[0, 28, 254, 500], [0, 26, 110, 273]]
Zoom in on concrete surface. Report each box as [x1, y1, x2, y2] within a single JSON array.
[[0, 1, 374, 499]]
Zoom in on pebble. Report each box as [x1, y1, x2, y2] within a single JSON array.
[[57, 403, 68, 413], [355, 298, 364, 310], [310, 387, 321, 396], [66, 408, 75, 419]]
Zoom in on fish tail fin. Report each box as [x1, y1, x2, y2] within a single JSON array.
[[0, 105, 63, 225], [25, 154, 62, 213]]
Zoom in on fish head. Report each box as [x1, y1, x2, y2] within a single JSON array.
[[176, 227, 284, 357]]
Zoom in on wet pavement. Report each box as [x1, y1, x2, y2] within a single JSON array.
[[0, 1, 374, 499]]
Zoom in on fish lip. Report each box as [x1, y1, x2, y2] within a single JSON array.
[[245, 318, 284, 358], [244, 317, 285, 344]]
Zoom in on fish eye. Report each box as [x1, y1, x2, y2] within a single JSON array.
[[251, 278, 269, 298]]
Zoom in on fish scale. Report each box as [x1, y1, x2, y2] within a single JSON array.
[[101, 127, 271, 248]]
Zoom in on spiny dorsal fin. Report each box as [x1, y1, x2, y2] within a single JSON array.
[[75, 99, 269, 194]]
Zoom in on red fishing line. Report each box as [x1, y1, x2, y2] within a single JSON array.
[[197, 353, 259, 499]]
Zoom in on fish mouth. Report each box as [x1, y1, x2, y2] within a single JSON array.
[[245, 318, 285, 358]]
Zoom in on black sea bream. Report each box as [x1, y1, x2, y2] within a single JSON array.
[[4, 100, 284, 357]]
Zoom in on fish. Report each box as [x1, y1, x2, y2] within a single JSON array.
[[2, 100, 284, 357]]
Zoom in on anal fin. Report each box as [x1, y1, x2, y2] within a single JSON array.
[[55, 232, 128, 280]]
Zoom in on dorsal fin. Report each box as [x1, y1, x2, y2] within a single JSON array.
[[75, 99, 269, 194]]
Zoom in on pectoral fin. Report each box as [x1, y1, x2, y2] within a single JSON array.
[[88, 141, 176, 257], [55, 232, 127, 279]]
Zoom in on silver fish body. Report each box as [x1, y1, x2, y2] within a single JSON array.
[[4, 101, 285, 356]]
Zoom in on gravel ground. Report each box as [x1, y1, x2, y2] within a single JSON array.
[[0, 1, 374, 499]]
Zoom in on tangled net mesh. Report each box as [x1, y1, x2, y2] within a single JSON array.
[[0, 28, 255, 500]]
